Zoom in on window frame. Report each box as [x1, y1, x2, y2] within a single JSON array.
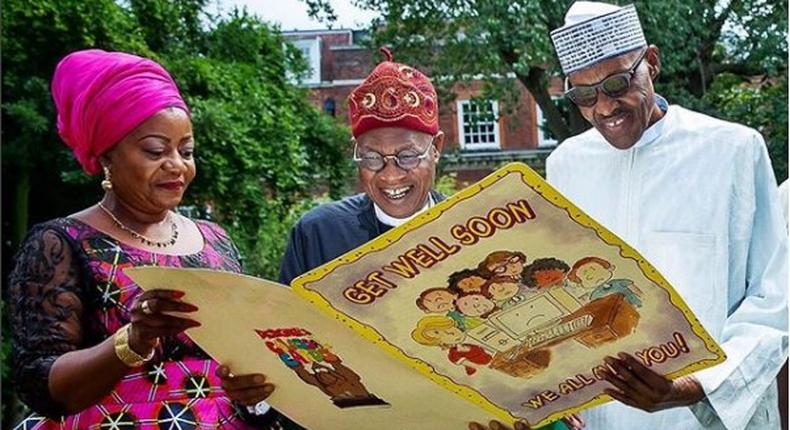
[[456, 99, 501, 151], [535, 98, 560, 147], [292, 38, 321, 85]]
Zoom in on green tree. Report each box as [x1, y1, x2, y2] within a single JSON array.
[[326, 0, 579, 139], [2, 0, 149, 248], [305, 0, 787, 180], [706, 74, 788, 182], [2, 1, 148, 424], [1, 1, 353, 426]]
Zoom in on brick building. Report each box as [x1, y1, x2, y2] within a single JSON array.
[[283, 29, 563, 184]]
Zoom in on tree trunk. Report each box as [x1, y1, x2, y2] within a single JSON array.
[[517, 67, 574, 141]]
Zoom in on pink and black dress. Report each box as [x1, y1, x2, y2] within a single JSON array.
[[9, 217, 274, 430]]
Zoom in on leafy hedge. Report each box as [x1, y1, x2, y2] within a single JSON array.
[[1, 1, 354, 425]]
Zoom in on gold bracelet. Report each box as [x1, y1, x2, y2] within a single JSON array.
[[113, 323, 155, 367]]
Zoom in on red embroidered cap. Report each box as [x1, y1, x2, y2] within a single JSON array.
[[348, 47, 439, 138]]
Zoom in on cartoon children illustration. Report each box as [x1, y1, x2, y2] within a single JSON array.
[[522, 257, 571, 290], [447, 269, 488, 294], [415, 287, 465, 330], [411, 315, 493, 375], [416, 287, 456, 313], [454, 292, 498, 329], [568, 256, 643, 307], [478, 250, 527, 281], [482, 280, 523, 310]]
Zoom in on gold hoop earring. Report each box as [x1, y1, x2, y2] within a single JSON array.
[[101, 165, 113, 191]]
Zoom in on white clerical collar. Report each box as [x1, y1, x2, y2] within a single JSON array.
[[374, 195, 435, 227]]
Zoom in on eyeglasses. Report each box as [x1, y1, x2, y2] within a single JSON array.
[[353, 140, 434, 172], [564, 49, 647, 107], [491, 255, 524, 274]]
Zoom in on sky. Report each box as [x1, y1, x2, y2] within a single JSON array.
[[214, 0, 379, 31]]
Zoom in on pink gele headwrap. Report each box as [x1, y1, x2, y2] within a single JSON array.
[[51, 49, 189, 175]]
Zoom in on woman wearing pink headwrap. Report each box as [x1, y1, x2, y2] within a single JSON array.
[[8, 50, 286, 429]]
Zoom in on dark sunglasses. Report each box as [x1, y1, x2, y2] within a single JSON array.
[[564, 49, 648, 107], [352, 139, 435, 172]]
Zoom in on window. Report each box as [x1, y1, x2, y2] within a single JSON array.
[[535, 100, 559, 147], [457, 99, 500, 150], [291, 38, 321, 84], [323, 98, 336, 117]]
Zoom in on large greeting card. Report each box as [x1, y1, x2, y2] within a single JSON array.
[[127, 162, 725, 429]]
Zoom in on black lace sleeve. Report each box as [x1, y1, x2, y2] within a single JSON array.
[[223, 231, 244, 272], [199, 220, 244, 273], [8, 223, 88, 418]]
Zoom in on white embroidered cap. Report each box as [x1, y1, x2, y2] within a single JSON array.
[[550, 2, 647, 75]]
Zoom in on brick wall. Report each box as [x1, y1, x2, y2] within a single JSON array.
[[330, 48, 374, 81], [308, 85, 356, 123], [440, 80, 540, 151], [285, 30, 568, 158]]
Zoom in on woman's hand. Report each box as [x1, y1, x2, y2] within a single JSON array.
[[216, 365, 275, 406], [128, 289, 200, 355]]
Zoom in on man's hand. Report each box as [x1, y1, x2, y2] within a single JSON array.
[[563, 414, 585, 430], [467, 414, 584, 430], [602, 353, 704, 412]]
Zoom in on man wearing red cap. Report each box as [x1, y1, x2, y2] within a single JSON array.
[[276, 49, 579, 430], [279, 48, 445, 285], [261, 47, 447, 430]]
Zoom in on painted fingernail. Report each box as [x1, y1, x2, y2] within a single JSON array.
[[172, 290, 186, 298]]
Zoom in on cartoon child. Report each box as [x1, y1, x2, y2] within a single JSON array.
[[411, 315, 492, 375], [415, 288, 465, 330], [522, 257, 571, 290], [482, 280, 523, 310], [568, 256, 643, 307], [478, 250, 527, 281], [447, 269, 488, 294], [454, 292, 498, 329]]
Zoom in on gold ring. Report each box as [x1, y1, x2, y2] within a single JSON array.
[[141, 300, 153, 315]]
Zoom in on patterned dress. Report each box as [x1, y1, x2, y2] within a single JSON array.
[[9, 217, 263, 430]]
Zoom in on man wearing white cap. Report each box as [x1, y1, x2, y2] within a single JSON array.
[[547, 2, 788, 430]]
